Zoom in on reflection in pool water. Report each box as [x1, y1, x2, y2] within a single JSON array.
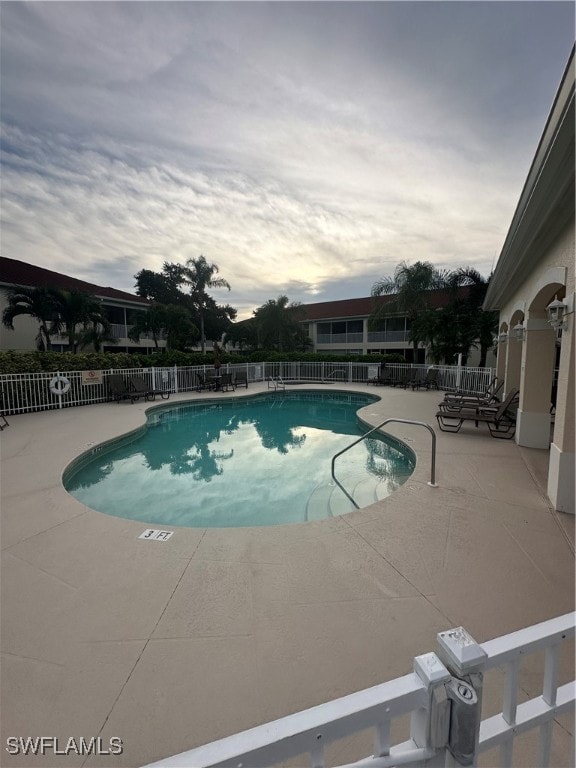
[[65, 392, 415, 527]]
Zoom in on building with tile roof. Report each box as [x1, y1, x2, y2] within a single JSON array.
[[299, 288, 492, 365], [0, 257, 165, 353]]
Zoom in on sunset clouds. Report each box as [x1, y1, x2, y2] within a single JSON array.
[[1, 2, 573, 317]]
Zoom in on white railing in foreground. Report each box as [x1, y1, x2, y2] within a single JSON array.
[[143, 613, 575, 768], [0, 362, 495, 415]]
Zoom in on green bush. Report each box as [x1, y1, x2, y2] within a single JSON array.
[[0, 349, 407, 375]]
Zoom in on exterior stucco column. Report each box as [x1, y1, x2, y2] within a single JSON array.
[[548, 314, 575, 514], [309, 321, 317, 349], [495, 339, 507, 384], [504, 335, 522, 394], [516, 318, 556, 449]]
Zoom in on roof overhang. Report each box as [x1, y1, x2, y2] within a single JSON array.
[[484, 48, 575, 311]]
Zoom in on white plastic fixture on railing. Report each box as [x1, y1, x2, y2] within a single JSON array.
[[142, 612, 575, 768]]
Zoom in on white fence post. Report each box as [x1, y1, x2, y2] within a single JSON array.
[[173, 364, 178, 394]]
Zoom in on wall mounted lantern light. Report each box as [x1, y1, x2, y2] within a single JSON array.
[[498, 332, 508, 343], [546, 295, 569, 331], [512, 322, 525, 342]]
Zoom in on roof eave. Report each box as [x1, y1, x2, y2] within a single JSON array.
[[484, 48, 575, 311]]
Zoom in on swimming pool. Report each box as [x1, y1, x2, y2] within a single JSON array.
[[64, 391, 415, 528]]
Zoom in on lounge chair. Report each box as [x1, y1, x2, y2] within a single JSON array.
[[195, 372, 216, 391], [436, 389, 519, 438], [388, 367, 406, 387], [129, 374, 170, 401], [194, 372, 208, 391], [108, 374, 143, 403], [403, 368, 418, 389], [411, 367, 437, 390], [205, 372, 219, 390], [415, 368, 440, 390], [367, 365, 379, 385], [219, 372, 235, 392], [368, 365, 392, 386], [233, 371, 248, 389], [442, 377, 503, 407]]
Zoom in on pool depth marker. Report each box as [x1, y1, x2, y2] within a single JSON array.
[[139, 529, 174, 541]]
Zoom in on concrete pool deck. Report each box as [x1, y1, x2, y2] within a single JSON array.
[[1, 384, 574, 767]]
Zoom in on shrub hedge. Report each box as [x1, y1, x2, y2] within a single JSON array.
[[0, 349, 407, 374]]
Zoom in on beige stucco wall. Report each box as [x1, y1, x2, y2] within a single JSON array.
[[0, 290, 44, 351], [493, 213, 575, 513], [498, 221, 575, 324]]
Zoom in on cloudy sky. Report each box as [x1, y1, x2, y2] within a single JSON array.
[[1, 2, 573, 319]]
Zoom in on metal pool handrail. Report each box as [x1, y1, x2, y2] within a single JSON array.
[[331, 418, 438, 508], [267, 376, 286, 391], [323, 368, 347, 382]]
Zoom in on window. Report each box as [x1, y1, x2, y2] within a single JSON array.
[[104, 306, 125, 324]]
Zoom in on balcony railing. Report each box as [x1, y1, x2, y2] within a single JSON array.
[[108, 324, 167, 342], [367, 330, 410, 343], [316, 333, 364, 344], [315, 331, 411, 344]]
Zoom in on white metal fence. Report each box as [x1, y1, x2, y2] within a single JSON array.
[[144, 612, 575, 768], [0, 362, 495, 416]]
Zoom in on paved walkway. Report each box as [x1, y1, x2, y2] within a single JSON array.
[[1, 384, 574, 767]]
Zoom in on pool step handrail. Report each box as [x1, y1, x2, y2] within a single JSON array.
[[331, 418, 438, 508], [267, 376, 286, 391], [323, 368, 347, 382]]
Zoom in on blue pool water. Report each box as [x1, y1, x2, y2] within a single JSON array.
[[64, 391, 415, 528]]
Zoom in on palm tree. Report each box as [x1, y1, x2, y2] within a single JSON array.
[[2, 285, 60, 351], [224, 318, 259, 351], [182, 256, 231, 353], [475, 309, 499, 367], [128, 305, 169, 349], [78, 319, 119, 352], [370, 261, 448, 358], [444, 268, 498, 365], [163, 305, 198, 350], [50, 289, 106, 353], [253, 295, 305, 352]]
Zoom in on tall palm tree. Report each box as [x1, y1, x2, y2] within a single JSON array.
[[2, 285, 60, 351], [253, 295, 304, 351], [370, 261, 448, 358], [50, 289, 106, 353], [182, 256, 231, 353]]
